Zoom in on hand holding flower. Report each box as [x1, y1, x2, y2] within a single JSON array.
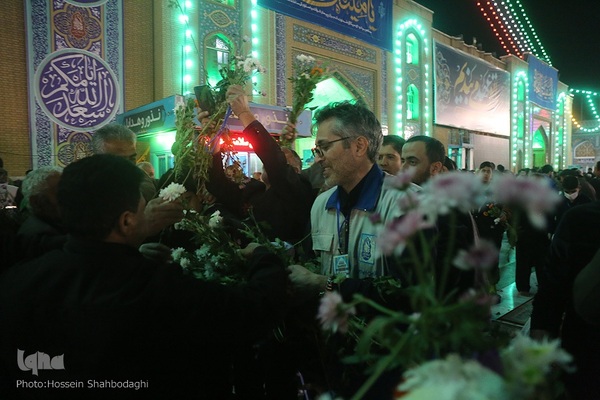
[[287, 264, 328, 299], [227, 85, 255, 128], [281, 121, 297, 142], [239, 242, 262, 258], [139, 242, 173, 264], [144, 197, 184, 236]]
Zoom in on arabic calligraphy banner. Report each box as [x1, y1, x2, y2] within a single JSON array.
[[25, 0, 124, 167], [527, 54, 558, 110], [257, 0, 393, 52], [434, 42, 510, 136]]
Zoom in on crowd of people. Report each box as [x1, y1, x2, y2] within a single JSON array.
[[1, 85, 600, 399]]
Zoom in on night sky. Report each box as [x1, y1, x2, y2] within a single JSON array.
[[413, 0, 600, 91]]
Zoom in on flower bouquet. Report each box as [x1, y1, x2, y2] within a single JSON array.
[[316, 171, 568, 399], [283, 54, 328, 147], [170, 38, 266, 195], [159, 182, 308, 285]]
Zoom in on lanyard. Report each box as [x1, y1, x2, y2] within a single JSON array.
[[336, 200, 349, 254]]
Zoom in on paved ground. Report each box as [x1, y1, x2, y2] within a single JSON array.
[[491, 234, 537, 331]]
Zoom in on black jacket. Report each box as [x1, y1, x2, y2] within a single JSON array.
[[206, 121, 314, 246], [0, 237, 287, 399]]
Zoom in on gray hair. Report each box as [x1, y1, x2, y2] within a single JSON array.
[[91, 124, 136, 154], [313, 101, 383, 163], [22, 166, 63, 202]]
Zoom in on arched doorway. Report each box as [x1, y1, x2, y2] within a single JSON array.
[[574, 141, 596, 170], [532, 127, 548, 168], [296, 75, 359, 167]]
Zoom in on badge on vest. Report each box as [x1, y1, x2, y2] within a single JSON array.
[[358, 234, 376, 265], [333, 254, 349, 277]]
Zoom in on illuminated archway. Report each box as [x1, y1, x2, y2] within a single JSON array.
[[306, 76, 356, 110], [532, 127, 548, 167], [297, 75, 358, 167]]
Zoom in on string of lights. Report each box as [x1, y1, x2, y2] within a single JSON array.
[[570, 89, 600, 133]]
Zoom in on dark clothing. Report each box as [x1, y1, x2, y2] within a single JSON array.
[[530, 201, 600, 399], [15, 215, 67, 264], [586, 176, 600, 201], [206, 121, 314, 246], [514, 212, 552, 292], [0, 237, 287, 399], [553, 193, 592, 232], [473, 203, 506, 286]]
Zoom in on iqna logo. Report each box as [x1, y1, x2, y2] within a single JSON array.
[[17, 349, 65, 376]]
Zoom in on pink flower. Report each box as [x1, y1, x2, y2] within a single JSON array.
[[378, 210, 433, 256], [490, 175, 561, 229], [384, 169, 415, 190], [398, 190, 421, 212], [318, 291, 356, 334], [419, 172, 486, 219], [369, 212, 382, 224], [453, 239, 499, 271]]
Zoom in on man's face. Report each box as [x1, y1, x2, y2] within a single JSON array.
[[103, 140, 137, 163], [378, 144, 402, 175], [478, 167, 493, 184], [314, 119, 355, 190], [401, 141, 440, 185]]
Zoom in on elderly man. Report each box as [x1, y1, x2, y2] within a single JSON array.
[[16, 166, 66, 261], [0, 154, 288, 399], [91, 124, 181, 237]]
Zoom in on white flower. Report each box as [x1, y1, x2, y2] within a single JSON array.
[[174, 219, 193, 231], [317, 291, 356, 334], [296, 54, 315, 64], [408, 312, 421, 322], [203, 265, 215, 280], [501, 334, 573, 390], [398, 354, 509, 400], [208, 210, 223, 228], [453, 239, 499, 271], [171, 247, 185, 262], [179, 257, 191, 270], [195, 244, 210, 259], [159, 182, 186, 202], [242, 57, 264, 73]]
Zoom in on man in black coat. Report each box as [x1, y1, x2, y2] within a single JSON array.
[[206, 85, 314, 247], [531, 201, 600, 399], [0, 154, 288, 399]]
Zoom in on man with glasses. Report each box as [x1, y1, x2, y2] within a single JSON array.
[[287, 101, 417, 398], [289, 101, 413, 300]]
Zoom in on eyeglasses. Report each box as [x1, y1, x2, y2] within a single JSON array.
[[311, 137, 351, 158]]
